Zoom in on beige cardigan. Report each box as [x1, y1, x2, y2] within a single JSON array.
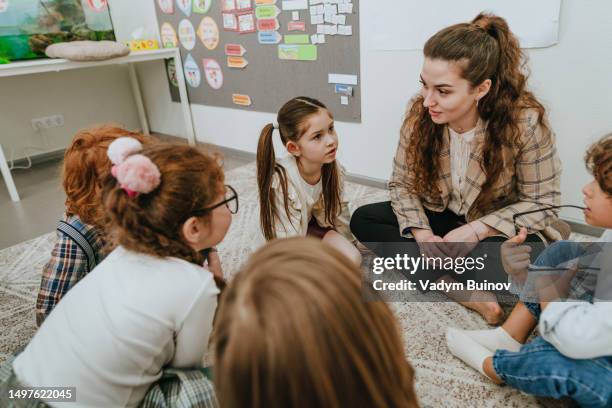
[[270, 155, 353, 240]]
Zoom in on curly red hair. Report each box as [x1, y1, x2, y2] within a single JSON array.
[[62, 125, 152, 228]]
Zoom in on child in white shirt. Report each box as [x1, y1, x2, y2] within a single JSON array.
[[256, 96, 361, 265], [447, 134, 612, 408], [4, 139, 235, 407]]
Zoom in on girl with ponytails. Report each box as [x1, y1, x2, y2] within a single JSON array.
[[257, 96, 361, 265], [351, 13, 564, 324]]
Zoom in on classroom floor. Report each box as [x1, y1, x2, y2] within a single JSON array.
[[1, 160, 578, 407], [0, 146, 250, 250]]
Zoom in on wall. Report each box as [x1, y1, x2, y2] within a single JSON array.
[[130, 0, 612, 224], [6, 0, 611, 226], [0, 66, 140, 161], [0, 0, 143, 163]]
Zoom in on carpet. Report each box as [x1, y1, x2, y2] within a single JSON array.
[[0, 162, 572, 407]]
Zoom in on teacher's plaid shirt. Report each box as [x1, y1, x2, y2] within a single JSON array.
[[35, 214, 105, 326], [389, 109, 562, 240]]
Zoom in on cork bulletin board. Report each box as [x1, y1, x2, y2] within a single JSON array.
[[155, 0, 361, 122]]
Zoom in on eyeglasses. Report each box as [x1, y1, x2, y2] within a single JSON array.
[[512, 203, 585, 234], [192, 185, 239, 216]]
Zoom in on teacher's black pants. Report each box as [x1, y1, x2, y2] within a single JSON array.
[[350, 201, 545, 293]]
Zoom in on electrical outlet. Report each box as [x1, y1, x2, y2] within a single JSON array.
[[31, 114, 64, 130]]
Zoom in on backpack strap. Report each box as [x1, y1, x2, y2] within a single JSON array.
[[57, 220, 98, 271]]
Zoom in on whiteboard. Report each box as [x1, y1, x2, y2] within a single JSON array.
[[365, 0, 561, 51]]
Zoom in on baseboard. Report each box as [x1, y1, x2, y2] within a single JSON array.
[[11, 148, 65, 167], [212, 144, 258, 163]]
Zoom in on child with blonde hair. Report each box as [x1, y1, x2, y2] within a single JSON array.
[[214, 237, 419, 408], [447, 134, 612, 407], [4, 140, 234, 407], [257, 96, 361, 265]]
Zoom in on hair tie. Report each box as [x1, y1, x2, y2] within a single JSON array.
[[107, 136, 143, 165], [272, 122, 279, 130], [107, 137, 161, 198]]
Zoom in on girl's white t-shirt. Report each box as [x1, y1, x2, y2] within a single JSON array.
[[297, 175, 323, 220], [13, 246, 219, 408]]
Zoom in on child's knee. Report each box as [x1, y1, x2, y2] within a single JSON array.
[[323, 232, 362, 266]]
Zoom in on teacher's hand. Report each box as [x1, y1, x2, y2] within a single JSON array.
[[412, 228, 449, 259], [442, 223, 480, 258]]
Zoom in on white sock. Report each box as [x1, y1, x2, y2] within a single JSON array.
[[446, 327, 493, 376], [462, 327, 522, 353]]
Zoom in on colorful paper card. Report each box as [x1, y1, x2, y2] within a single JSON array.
[[288, 21, 306, 31], [222, 0, 236, 12], [257, 18, 280, 31], [284, 34, 309, 44], [202, 58, 224, 89], [278, 44, 317, 61], [281, 0, 307, 10], [223, 13, 238, 31], [255, 5, 280, 18], [197, 17, 220, 50], [177, 0, 191, 16], [158, 0, 174, 14], [334, 84, 353, 96], [238, 12, 256, 33], [227, 56, 249, 68], [232, 94, 252, 106], [236, 0, 252, 11], [258, 31, 282, 44], [328, 73, 358, 85], [193, 0, 212, 13], [225, 43, 247, 56]]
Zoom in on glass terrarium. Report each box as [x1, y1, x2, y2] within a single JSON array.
[[0, 0, 115, 63]]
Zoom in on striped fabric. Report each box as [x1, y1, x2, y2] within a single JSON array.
[[35, 214, 105, 326], [389, 109, 562, 239]]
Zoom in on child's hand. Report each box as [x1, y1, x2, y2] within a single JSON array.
[[501, 227, 531, 282]]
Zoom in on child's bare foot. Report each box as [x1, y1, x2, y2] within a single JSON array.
[[483, 357, 504, 385], [463, 300, 504, 325]]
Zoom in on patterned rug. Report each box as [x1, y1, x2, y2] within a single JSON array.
[[0, 162, 570, 407]]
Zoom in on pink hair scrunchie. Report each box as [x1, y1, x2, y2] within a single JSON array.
[[107, 137, 143, 165], [107, 137, 161, 197]]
